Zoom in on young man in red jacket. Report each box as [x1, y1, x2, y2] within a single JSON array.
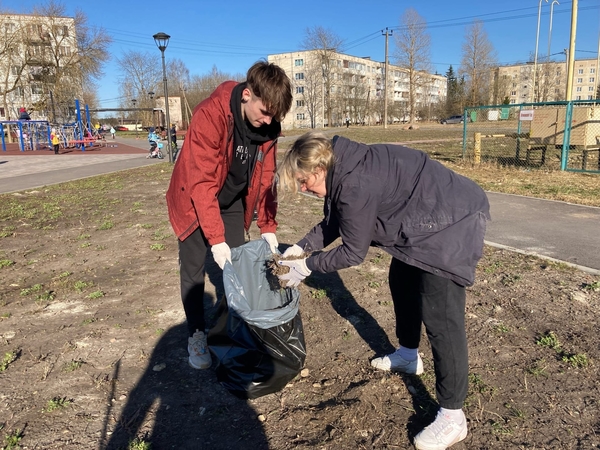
[[166, 61, 292, 369]]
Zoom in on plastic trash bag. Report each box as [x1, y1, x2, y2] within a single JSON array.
[[207, 239, 306, 399]]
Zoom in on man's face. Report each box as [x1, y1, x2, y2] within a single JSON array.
[[241, 88, 274, 128]]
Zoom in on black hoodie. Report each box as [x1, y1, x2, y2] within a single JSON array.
[[218, 82, 280, 208]]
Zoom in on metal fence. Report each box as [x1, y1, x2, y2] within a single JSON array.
[[462, 100, 600, 173]]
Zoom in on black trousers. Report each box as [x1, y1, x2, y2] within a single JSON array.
[[389, 258, 468, 410], [178, 198, 245, 337]]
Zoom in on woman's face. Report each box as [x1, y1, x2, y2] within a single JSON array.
[[296, 168, 327, 198]]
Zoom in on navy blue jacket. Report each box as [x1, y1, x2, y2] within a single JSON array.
[[299, 136, 490, 286]]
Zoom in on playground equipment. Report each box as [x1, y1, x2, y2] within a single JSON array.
[[1, 120, 51, 151], [1, 99, 107, 152]]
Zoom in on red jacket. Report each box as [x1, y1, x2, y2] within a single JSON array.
[[166, 81, 278, 245]]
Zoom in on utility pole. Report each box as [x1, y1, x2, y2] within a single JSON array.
[[382, 27, 393, 129], [565, 0, 578, 101]]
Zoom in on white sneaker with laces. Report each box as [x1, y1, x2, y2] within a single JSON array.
[[188, 330, 211, 369], [370, 349, 424, 375], [414, 409, 468, 450]]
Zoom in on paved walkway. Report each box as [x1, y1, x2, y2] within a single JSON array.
[[1, 138, 598, 275]]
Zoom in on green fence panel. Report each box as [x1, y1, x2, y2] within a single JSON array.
[[462, 100, 600, 174]]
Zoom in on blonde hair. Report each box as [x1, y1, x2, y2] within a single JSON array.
[[278, 131, 335, 194]]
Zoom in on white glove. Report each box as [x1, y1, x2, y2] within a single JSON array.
[[261, 233, 279, 254], [278, 258, 311, 288], [282, 244, 304, 258], [211, 242, 231, 270]]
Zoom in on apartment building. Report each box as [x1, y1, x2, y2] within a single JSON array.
[[268, 50, 447, 130], [494, 58, 599, 104], [0, 13, 78, 121]]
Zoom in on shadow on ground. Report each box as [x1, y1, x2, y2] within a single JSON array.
[[104, 323, 269, 450]]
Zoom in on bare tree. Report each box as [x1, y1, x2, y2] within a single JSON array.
[[167, 58, 190, 127], [300, 26, 344, 126], [0, 1, 111, 122], [300, 63, 324, 128], [33, 1, 111, 120], [459, 20, 497, 107], [116, 50, 162, 126], [186, 65, 244, 111], [393, 8, 432, 123], [0, 12, 28, 120]]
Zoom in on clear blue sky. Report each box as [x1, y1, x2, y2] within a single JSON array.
[[5, 0, 600, 109]]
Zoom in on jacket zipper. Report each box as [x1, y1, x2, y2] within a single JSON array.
[[216, 115, 235, 198], [249, 138, 277, 219]]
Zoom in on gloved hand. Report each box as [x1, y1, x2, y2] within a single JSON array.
[[278, 258, 311, 288], [261, 233, 279, 254], [282, 244, 304, 258], [211, 242, 231, 270]]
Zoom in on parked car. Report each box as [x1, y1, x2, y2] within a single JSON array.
[[115, 126, 129, 131], [440, 115, 466, 124]]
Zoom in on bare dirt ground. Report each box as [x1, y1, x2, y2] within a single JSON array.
[[0, 163, 599, 450]]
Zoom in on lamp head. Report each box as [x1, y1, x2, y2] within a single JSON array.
[[153, 32, 171, 52], [148, 91, 155, 99]]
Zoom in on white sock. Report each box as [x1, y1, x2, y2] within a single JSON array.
[[397, 346, 418, 361], [440, 407, 465, 424]]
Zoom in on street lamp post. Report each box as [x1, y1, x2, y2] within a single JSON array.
[[148, 91, 155, 130], [131, 98, 138, 137], [532, 0, 549, 103], [153, 32, 173, 163], [547, 0, 560, 60]]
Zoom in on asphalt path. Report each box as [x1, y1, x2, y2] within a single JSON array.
[[1, 136, 599, 275]]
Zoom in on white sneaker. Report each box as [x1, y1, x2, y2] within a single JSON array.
[[414, 410, 468, 450], [370, 349, 424, 375], [187, 330, 211, 369]]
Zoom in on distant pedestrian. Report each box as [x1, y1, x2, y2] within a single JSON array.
[[51, 128, 60, 154], [110, 126, 116, 139], [345, 116, 350, 128], [18, 108, 31, 120]]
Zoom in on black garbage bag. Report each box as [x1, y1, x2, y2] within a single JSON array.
[[207, 239, 306, 399]]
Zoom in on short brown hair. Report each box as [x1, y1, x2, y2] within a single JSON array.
[[246, 61, 292, 122]]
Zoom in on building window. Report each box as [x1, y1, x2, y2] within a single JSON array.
[[294, 59, 303, 66], [296, 86, 304, 94], [27, 24, 43, 35], [59, 46, 71, 57], [576, 78, 583, 83], [576, 95, 581, 100], [511, 91, 517, 96], [14, 87, 24, 97], [589, 86, 595, 91], [296, 113, 304, 120], [296, 100, 304, 107], [0, 107, 5, 117], [576, 87, 582, 92], [294, 73, 304, 80], [591, 68, 596, 74], [4, 22, 15, 33], [31, 84, 44, 95], [578, 69, 584, 74], [10, 66, 19, 75], [588, 95, 593, 100], [53, 25, 69, 37], [29, 44, 43, 56], [590, 77, 595, 83]]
